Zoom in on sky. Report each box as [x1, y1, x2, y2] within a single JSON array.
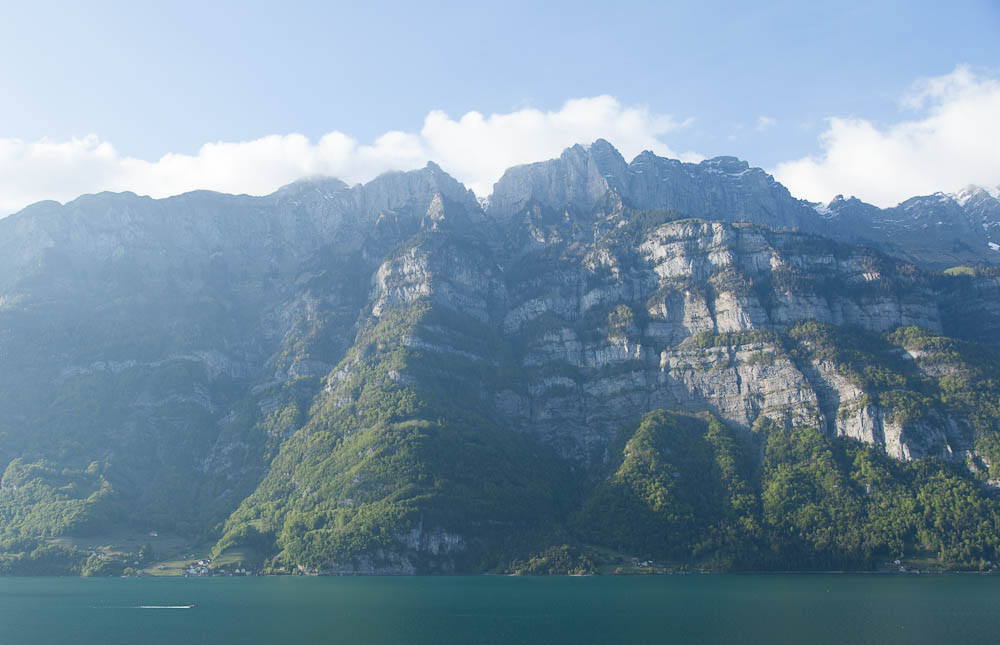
[[1, 0, 998, 214]]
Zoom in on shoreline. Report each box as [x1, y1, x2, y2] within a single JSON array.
[[4, 568, 996, 579]]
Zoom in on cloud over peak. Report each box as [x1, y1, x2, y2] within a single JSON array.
[[772, 65, 1000, 208], [0, 96, 696, 216]]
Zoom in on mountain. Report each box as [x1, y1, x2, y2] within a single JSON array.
[[490, 140, 816, 233], [490, 139, 1000, 267], [1, 142, 999, 576], [954, 185, 1000, 249], [819, 187, 1000, 265]]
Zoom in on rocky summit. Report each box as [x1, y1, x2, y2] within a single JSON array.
[[1, 141, 999, 576]]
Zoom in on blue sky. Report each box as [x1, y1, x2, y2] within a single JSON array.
[[1, 0, 998, 212]]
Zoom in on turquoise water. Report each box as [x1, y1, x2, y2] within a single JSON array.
[[1, 574, 999, 644]]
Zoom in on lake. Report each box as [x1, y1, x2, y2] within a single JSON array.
[[1, 574, 998, 644]]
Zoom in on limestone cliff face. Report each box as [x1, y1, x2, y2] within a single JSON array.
[[331, 190, 991, 470], [491, 215, 965, 463], [372, 235, 503, 323]]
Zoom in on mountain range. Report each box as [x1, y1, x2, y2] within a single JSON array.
[[1, 140, 999, 575]]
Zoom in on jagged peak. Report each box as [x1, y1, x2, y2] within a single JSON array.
[[828, 194, 870, 207], [273, 162, 459, 197], [272, 176, 351, 198], [699, 156, 752, 175], [951, 184, 1000, 207], [357, 162, 481, 223], [363, 163, 474, 197], [898, 192, 964, 210], [588, 138, 626, 161], [812, 194, 881, 219], [629, 149, 679, 165], [554, 139, 627, 170]]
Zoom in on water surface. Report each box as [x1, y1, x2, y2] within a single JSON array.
[[1, 574, 998, 644]]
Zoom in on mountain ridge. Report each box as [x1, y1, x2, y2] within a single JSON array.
[[6, 139, 998, 271]]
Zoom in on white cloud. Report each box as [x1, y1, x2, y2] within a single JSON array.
[[421, 96, 700, 197], [773, 65, 1000, 207], [755, 116, 776, 132], [0, 96, 697, 215]]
